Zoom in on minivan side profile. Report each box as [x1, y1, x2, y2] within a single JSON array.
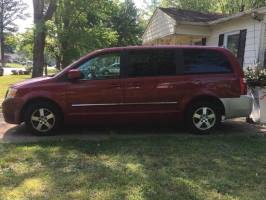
[[2, 46, 253, 135]]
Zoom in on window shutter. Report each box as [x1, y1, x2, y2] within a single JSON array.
[[237, 29, 247, 68], [218, 34, 224, 47], [264, 50, 266, 68], [202, 38, 207, 46]]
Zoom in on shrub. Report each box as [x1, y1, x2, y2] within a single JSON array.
[[245, 64, 266, 87]]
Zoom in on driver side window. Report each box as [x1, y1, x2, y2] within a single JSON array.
[[79, 53, 120, 80]]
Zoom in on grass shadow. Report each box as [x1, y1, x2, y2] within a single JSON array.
[[1, 134, 266, 199]]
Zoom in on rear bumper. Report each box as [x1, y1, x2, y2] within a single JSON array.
[[220, 95, 253, 119]]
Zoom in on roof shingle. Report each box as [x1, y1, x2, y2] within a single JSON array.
[[159, 7, 227, 23]]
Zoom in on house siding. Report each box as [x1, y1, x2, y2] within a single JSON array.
[[263, 24, 266, 51], [206, 16, 262, 68], [261, 22, 266, 67], [175, 24, 211, 36], [142, 9, 176, 44]]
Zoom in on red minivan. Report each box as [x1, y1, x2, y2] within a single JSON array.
[[2, 46, 253, 135]]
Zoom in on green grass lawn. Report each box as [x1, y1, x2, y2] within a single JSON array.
[[0, 75, 30, 100], [0, 135, 266, 200]]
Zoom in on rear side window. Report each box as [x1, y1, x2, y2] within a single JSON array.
[[183, 49, 232, 74], [127, 50, 176, 77]]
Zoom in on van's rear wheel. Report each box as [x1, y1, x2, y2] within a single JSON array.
[[186, 102, 221, 134], [25, 102, 62, 136]]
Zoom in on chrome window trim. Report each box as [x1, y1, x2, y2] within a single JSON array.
[[72, 102, 178, 107]]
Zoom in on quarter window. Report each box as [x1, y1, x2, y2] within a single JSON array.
[[127, 50, 176, 77], [79, 54, 120, 80], [183, 49, 232, 74]]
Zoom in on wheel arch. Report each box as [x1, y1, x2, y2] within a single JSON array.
[[20, 97, 64, 122], [184, 95, 225, 117]]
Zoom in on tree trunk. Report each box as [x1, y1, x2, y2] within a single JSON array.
[[55, 55, 61, 70], [0, 29, 5, 68], [61, 42, 70, 68], [44, 64, 47, 76], [32, 22, 46, 77], [32, 0, 57, 77], [61, 11, 71, 68]]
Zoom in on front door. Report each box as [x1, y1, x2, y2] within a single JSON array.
[[66, 53, 123, 122]]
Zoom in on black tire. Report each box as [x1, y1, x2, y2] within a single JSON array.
[[24, 101, 63, 136], [186, 101, 221, 134]]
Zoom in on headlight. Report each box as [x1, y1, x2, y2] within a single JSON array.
[[5, 88, 18, 99]]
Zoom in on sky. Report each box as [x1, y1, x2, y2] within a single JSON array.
[[15, 0, 146, 32]]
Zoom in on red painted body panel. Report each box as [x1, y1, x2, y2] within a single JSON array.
[[2, 45, 244, 125], [65, 79, 123, 123]]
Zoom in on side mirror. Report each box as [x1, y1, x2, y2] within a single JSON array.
[[68, 69, 83, 80]]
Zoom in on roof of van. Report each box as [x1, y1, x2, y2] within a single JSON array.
[[93, 45, 225, 52], [108, 45, 223, 49], [75, 45, 230, 63]]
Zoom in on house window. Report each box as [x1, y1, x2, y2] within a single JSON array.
[[219, 29, 246, 68], [224, 31, 240, 57]]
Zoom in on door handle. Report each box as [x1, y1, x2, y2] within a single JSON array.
[[110, 83, 121, 89], [127, 82, 141, 89], [194, 80, 201, 84]]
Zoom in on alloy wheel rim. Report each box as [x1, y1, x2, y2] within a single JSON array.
[[30, 108, 55, 133], [192, 107, 216, 131]]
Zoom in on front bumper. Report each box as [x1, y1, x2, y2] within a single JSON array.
[[2, 98, 23, 124], [220, 95, 253, 119]]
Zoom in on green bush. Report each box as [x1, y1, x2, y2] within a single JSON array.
[[245, 64, 266, 87]]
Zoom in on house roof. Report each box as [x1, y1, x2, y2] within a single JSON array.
[[209, 6, 266, 24], [142, 6, 266, 42], [159, 7, 227, 23], [158, 6, 266, 25]]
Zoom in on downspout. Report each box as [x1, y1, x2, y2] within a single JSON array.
[[261, 16, 266, 68], [258, 21, 265, 67], [251, 12, 264, 66], [248, 13, 265, 123]]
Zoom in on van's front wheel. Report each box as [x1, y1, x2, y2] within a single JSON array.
[[186, 102, 221, 134], [25, 102, 62, 136]]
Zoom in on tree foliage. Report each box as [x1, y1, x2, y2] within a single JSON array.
[[111, 0, 143, 46], [54, 0, 116, 67], [161, 0, 216, 12], [5, 33, 18, 53], [53, 0, 143, 68], [0, 0, 28, 66], [217, 0, 266, 14], [160, 0, 266, 14], [142, 0, 161, 17], [17, 29, 34, 61]]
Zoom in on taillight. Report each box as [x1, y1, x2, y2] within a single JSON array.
[[240, 77, 247, 95]]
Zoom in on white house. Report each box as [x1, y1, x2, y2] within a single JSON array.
[[142, 7, 266, 68]]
